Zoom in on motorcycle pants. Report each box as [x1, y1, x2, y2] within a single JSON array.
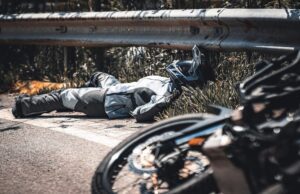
[[19, 88, 108, 117]]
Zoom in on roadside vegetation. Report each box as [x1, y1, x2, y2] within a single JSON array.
[[0, 0, 299, 119]]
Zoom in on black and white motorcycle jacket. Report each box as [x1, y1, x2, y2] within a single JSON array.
[[60, 72, 178, 122]]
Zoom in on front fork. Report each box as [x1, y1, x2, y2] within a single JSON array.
[[202, 128, 252, 194]]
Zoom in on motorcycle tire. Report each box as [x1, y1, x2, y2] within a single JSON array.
[[92, 113, 219, 194]]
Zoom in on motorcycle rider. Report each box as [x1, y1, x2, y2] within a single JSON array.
[[12, 46, 214, 122]]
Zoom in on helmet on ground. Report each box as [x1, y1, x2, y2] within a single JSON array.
[[166, 46, 214, 87]]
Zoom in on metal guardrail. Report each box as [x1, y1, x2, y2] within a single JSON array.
[[0, 9, 299, 52]]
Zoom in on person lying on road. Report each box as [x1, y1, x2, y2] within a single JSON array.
[[12, 46, 214, 122]]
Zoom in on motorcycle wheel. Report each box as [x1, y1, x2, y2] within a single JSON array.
[[92, 113, 218, 194]]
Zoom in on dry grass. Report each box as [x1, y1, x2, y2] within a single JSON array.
[[13, 81, 66, 95], [96, 48, 269, 119], [157, 52, 256, 119]]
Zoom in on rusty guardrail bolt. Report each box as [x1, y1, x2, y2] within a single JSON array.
[[89, 26, 97, 33], [55, 26, 67, 33], [214, 27, 223, 37], [190, 26, 200, 35]]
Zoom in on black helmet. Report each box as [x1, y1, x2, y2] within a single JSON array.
[[166, 46, 213, 87]]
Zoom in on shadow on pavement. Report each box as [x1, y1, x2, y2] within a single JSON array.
[[0, 125, 20, 132]]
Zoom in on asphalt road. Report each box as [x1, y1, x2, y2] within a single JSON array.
[[0, 94, 151, 194]]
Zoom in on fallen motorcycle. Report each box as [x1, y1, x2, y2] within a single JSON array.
[[92, 51, 300, 194]]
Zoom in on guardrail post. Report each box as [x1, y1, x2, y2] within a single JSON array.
[[63, 46, 77, 79], [63, 46, 68, 80]]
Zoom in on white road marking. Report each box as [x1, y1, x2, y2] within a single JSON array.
[[47, 126, 120, 147], [0, 108, 130, 148]]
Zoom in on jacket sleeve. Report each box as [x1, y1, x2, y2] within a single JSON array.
[[131, 95, 170, 122]]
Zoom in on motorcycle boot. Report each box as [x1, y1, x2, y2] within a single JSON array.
[[12, 90, 64, 118]]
